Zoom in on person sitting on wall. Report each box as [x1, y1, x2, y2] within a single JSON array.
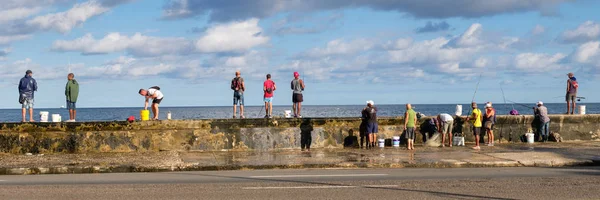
[[343, 129, 359, 148]]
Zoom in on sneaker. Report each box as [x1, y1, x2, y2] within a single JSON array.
[[240, 115, 245, 119], [268, 115, 273, 119], [297, 115, 302, 118], [233, 115, 237, 119], [264, 115, 269, 118]]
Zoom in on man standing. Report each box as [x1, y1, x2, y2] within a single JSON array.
[[566, 72, 578, 114], [364, 100, 378, 149], [138, 86, 164, 120], [466, 102, 483, 150], [65, 73, 79, 122], [18, 70, 37, 122], [263, 74, 276, 118], [404, 104, 417, 150], [291, 72, 305, 118], [483, 103, 496, 146], [534, 101, 551, 142], [436, 113, 454, 147], [231, 71, 245, 119]]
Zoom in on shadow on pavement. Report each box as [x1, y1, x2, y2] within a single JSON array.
[[173, 172, 517, 200]]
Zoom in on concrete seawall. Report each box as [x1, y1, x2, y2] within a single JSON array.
[[0, 115, 599, 153]]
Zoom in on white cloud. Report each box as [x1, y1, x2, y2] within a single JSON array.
[[0, 35, 31, 45], [383, 38, 413, 50], [0, 7, 42, 24], [26, 1, 110, 33], [302, 38, 375, 58], [559, 21, 600, 44], [531, 25, 545, 35], [446, 23, 484, 48], [51, 33, 194, 57], [196, 18, 269, 53], [514, 53, 567, 72], [570, 41, 600, 63]]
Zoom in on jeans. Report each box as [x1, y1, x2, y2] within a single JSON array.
[[539, 122, 550, 137]]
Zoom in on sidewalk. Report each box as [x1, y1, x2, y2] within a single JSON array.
[[1, 141, 599, 175]]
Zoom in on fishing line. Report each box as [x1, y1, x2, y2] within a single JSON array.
[[466, 73, 483, 117], [507, 100, 531, 109], [500, 87, 514, 110]]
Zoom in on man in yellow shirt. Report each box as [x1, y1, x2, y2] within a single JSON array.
[[465, 102, 483, 150]]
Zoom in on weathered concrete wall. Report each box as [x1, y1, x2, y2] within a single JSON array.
[[0, 115, 598, 153]]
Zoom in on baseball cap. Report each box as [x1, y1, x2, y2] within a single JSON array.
[[293, 72, 299, 77], [485, 103, 492, 108], [537, 101, 543, 105], [25, 70, 32, 74], [366, 100, 375, 105]]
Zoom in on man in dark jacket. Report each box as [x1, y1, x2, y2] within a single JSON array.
[[65, 73, 79, 122], [18, 70, 38, 122]]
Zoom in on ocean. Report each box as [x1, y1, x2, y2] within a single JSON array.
[[0, 103, 596, 122]]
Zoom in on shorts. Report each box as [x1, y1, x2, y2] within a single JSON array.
[[366, 122, 378, 134], [473, 126, 481, 136], [21, 98, 34, 109], [441, 120, 453, 133], [405, 127, 415, 140], [292, 93, 303, 103], [152, 98, 163, 104], [66, 101, 76, 110], [484, 121, 493, 130], [566, 93, 577, 102], [233, 91, 244, 105], [264, 97, 273, 103]]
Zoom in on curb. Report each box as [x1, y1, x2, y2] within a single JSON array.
[[1, 160, 598, 175]]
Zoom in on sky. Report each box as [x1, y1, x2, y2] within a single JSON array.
[[1, 0, 600, 108]]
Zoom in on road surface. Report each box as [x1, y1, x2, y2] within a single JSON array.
[[1, 167, 599, 199]]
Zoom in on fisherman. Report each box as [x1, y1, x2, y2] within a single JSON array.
[[465, 102, 483, 150], [363, 100, 378, 149], [291, 72, 305, 118], [138, 86, 164, 120], [533, 101, 550, 142], [263, 74, 276, 118], [566, 72, 578, 114], [404, 104, 417, 150], [483, 103, 496, 146], [231, 71, 245, 119], [65, 73, 79, 122], [18, 70, 37, 122], [436, 113, 454, 147], [360, 106, 369, 149]]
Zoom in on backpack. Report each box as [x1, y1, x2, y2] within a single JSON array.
[[509, 109, 519, 115], [231, 78, 243, 91], [265, 80, 274, 94], [570, 80, 579, 89], [149, 86, 160, 90]]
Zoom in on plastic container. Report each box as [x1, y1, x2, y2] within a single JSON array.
[[455, 105, 462, 116], [51, 114, 61, 122], [378, 139, 385, 148], [525, 133, 535, 143], [39, 111, 49, 122], [579, 105, 586, 115], [392, 136, 400, 147], [284, 110, 292, 118], [167, 111, 172, 120], [140, 110, 150, 121]]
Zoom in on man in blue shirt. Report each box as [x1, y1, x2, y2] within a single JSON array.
[[18, 70, 38, 122]]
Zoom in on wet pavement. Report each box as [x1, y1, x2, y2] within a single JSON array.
[[0, 141, 599, 175]]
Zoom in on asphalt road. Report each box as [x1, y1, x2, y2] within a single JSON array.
[[1, 167, 599, 200]]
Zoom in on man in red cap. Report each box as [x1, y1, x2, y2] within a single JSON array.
[[291, 71, 305, 118]]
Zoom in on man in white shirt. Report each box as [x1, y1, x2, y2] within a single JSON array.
[[436, 113, 454, 147], [139, 86, 164, 120]]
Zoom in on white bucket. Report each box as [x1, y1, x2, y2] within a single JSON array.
[[167, 111, 172, 120], [392, 136, 400, 147], [525, 133, 535, 144], [579, 105, 586, 115], [378, 139, 385, 148], [284, 110, 292, 118], [455, 105, 463, 116], [39, 111, 49, 122], [51, 114, 61, 122]]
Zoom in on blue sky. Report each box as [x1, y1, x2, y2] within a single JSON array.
[[1, 0, 600, 108]]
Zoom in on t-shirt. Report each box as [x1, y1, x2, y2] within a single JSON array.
[[439, 113, 453, 122], [568, 79, 578, 94], [148, 88, 164, 99], [263, 80, 275, 98], [365, 107, 377, 123], [536, 106, 550, 123], [232, 77, 244, 92], [405, 109, 417, 128], [471, 108, 482, 128]]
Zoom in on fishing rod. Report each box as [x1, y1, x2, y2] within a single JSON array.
[[466, 73, 483, 117], [507, 100, 531, 109]]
